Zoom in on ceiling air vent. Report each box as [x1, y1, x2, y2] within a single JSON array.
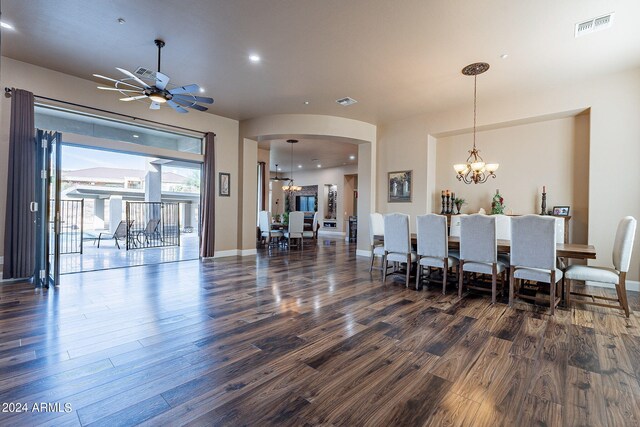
[[336, 97, 357, 106], [575, 12, 614, 37]]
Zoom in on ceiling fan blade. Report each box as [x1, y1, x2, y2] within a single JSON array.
[[97, 86, 143, 93], [167, 100, 188, 113], [116, 67, 150, 88], [171, 97, 209, 111], [149, 102, 161, 110], [93, 74, 144, 90], [120, 95, 148, 101], [173, 94, 214, 104], [168, 84, 200, 95], [155, 72, 170, 90]]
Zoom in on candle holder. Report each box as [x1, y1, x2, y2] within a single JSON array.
[[440, 194, 446, 214], [446, 194, 451, 214], [540, 192, 547, 215]]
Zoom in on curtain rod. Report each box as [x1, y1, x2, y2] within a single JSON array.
[[4, 87, 213, 137]]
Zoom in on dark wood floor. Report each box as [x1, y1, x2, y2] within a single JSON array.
[[1, 238, 640, 426]]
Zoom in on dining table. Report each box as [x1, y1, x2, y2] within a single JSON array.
[[373, 234, 597, 260]]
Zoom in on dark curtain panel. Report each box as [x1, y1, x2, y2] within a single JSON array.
[[200, 132, 216, 257], [2, 89, 36, 279], [257, 161, 266, 211]]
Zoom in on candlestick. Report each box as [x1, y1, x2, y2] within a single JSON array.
[[540, 191, 547, 215], [440, 193, 445, 214]]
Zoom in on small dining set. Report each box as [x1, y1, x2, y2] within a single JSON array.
[[370, 212, 637, 316], [258, 210, 319, 250]]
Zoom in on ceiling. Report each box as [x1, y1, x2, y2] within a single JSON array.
[[260, 138, 358, 172], [2, 1, 640, 125]]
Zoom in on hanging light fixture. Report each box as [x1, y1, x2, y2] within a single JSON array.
[[453, 62, 499, 184], [282, 139, 302, 192]]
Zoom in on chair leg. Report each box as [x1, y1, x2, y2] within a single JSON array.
[[458, 261, 464, 298], [405, 254, 411, 288], [550, 271, 556, 316], [509, 267, 515, 307], [97, 234, 102, 248], [618, 272, 630, 317], [491, 264, 497, 304], [382, 254, 388, 284], [416, 262, 421, 290], [442, 262, 448, 295], [115, 237, 120, 250], [369, 246, 375, 272]]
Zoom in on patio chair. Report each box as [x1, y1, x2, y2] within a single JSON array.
[[97, 220, 133, 249], [137, 219, 162, 246]]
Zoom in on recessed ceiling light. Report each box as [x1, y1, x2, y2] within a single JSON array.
[[132, 134, 139, 138], [199, 87, 205, 93], [336, 97, 357, 106], [349, 155, 356, 160], [0, 21, 15, 30], [298, 165, 302, 168], [277, 167, 282, 171], [304, 101, 310, 105], [500, 53, 509, 59], [317, 164, 321, 168], [249, 54, 261, 63], [117, 18, 126, 24]]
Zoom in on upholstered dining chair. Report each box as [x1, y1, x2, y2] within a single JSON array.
[[382, 213, 416, 287], [284, 211, 305, 250], [302, 211, 319, 245], [369, 212, 385, 272], [564, 216, 637, 317], [509, 215, 563, 315], [458, 214, 507, 303], [259, 211, 283, 246], [416, 214, 458, 293]]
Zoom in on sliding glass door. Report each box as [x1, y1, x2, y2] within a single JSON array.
[[34, 130, 61, 287]]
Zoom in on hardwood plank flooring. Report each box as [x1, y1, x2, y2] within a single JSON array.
[[1, 238, 640, 426]]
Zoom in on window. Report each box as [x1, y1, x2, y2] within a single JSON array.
[[296, 195, 315, 212]]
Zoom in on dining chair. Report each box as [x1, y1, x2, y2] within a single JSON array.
[[302, 211, 319, 245], [563, 216, 637, 317], [382, 213, 416, 287], [284, 211, 305, 250], [458, 214, 507, 303], [509, 215, 563, 315], [494, 214, 511, 266], [259, 211, 283, 246], [416, 214, 458, 293], [369, 212, 385, 272]]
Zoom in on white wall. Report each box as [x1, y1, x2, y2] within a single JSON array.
[[0, 57, 240, 257], [377, 68, 640, 281]]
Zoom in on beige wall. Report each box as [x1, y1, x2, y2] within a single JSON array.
[[436, 115, 589, 243], [377, 68, 640, 282], [0, 57, 240, 257]]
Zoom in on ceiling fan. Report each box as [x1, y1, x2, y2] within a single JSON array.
[[93, 39, 214, 113], [270, 164, 290, 181]]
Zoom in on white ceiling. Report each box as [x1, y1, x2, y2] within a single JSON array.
[[261, 138, 358, 172], [2, 1, 640, 125]]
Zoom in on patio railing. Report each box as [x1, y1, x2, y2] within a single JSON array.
[[125, 202, 180, 250], [53, 199, 84, 255]]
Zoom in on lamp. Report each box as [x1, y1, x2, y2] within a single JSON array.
[[453, 62, 499, 184], [282, 139, 302, 192]]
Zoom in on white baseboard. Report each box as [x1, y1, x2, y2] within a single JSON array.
[[586, 280, 640, 292], [211, 249, 257, 258], [356, 249, 372, 258], [318, 230, 346, 237], [240, 249, 257, 256]]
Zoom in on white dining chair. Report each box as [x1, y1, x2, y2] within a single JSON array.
[[458, 214, 507, 303], [284, 211, 305, 250], [258, 211, 283, 246], [369, 212, 385, 272], [382, 213, 416, 288], [302, 211, 319, 245], [563, 216, 637, 317], [509, 215, 563, 315], [416, 214, 458, 293]]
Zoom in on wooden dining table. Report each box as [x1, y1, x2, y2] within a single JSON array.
[[373, 234, 597, 260]]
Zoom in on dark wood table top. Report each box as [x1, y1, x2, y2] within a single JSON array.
[[373, 234, 596, 260]]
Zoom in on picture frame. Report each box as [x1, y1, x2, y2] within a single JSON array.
[[552, 206, 570, 216], [388, 170, 412, 203], [219, 172, 230, 197]]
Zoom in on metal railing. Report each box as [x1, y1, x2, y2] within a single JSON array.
[[125, 202, 180, 250], [54, 199, 84, 255]]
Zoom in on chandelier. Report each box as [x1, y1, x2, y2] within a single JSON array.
[[453, 62, 499, 184], [282, 139, 302, 192]]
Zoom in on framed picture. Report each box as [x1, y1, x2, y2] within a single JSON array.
[[552, 206, 570, 216], [388, 170, 412, 203], [219, 172, 230, 197]]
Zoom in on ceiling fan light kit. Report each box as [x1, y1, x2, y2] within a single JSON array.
[[94, 39, 214, 114]]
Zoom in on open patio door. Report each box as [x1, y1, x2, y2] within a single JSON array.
[[34, 130, 62, 288]]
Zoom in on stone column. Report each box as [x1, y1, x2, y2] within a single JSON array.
[[109, 195, 123, 232], [93, 198, 105, 230]]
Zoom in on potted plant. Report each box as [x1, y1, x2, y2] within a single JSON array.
[[453, 197, 466, 214], [282, 212, 289, 226], [491, 190, 505, 214]]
